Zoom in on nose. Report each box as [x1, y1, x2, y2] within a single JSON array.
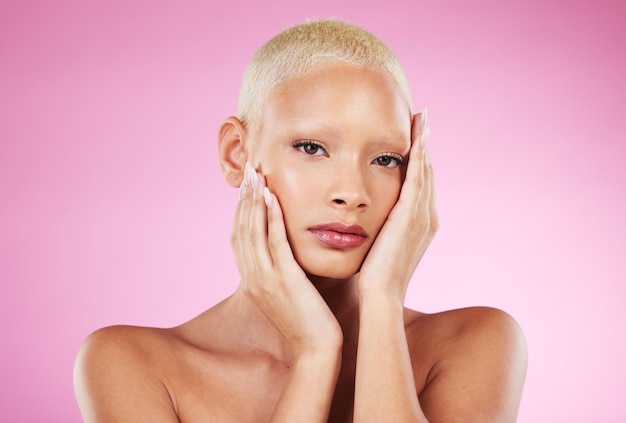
[[326, 162, 370, 210]]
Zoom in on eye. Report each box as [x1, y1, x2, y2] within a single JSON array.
[[291, 140, 327, 156], [373, 153, 405, 168]]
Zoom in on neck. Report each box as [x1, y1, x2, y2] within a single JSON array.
[[222, 274, 362, 362], [307, 273, 361, 342]]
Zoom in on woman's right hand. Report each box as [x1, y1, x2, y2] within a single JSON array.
[[232, 162, 343, 357]]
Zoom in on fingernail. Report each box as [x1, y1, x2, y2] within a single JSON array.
[[250, 167, 259, 191], [419, 107, 428, 131], [239, 180, 247, 200], [420, 127, 430, 148], [263, 187, 273, 208], [244, 161, 251, 186]]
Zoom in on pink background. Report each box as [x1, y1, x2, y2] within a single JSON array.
[[1, 0, 624, 421]]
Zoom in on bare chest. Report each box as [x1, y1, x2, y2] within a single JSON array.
[[164, 351, 357, 423], [164, 352, 280, 422]]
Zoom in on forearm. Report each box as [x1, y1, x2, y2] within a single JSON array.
[[354, 294, 428, 423], [270, 348, 342, 422]]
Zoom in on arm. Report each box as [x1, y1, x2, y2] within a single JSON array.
[[236, 165, 342, 422], [354, 112, 527, 422], [354, 111, 433, 422], [269, 349, 342, 421], [356, 303, 527, 423], [356, 296, 427, 422]]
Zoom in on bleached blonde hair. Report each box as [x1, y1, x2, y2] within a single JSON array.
[[236, 19, 412, 133]]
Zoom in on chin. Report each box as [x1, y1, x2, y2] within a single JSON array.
[[289, 236, 369, 282], [298, 257, 363, 282], [306, 270, 358, 283]]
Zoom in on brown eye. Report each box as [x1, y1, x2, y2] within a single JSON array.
[[303, 144, 321, 154], [374, 154, 403, 168], [376, 156, 393, 166], [292, 140, 327, 156]]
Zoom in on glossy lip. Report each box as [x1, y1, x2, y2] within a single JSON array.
[[308, 222, 369, 249]]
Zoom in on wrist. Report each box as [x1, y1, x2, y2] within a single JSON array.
[[358, 285, 405, 311], [291, 333, 343, 362], [292, 344, 343, 379]]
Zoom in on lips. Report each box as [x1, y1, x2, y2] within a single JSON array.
[[308, 222, 368, 249]]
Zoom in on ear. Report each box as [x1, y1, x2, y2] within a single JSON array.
[[217, 116, 248, 187]]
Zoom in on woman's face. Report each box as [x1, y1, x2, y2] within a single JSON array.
[[252, 64, 412, 280]]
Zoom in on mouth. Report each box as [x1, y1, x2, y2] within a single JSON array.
[[308, 222, 369, 249]]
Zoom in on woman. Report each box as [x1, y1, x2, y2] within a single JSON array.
[[74, 19, 527, 422]]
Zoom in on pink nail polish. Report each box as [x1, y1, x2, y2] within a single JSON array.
[[263, 187, 273, 208], [420, 127, 430, 148], [239, 181, 246, 200], [250, 168, 259, 191], [419, 107, 428, 131], [244, 162, 251, 186]]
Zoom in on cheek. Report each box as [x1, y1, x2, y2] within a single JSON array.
[[379, 189, 397, 209], [268, 166, 299, 195], [264, 164, 317, 222], [372, 178, 402, 221]]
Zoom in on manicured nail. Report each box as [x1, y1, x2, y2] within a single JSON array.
[[244, 161, 251, 186], [239, 180, 247, 200], [250, 167, 259, 191], [420, 127, 430, 148], [419, 107, 428, 132], [263, 187, 273, 208]]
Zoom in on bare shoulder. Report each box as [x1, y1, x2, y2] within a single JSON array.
[[406, 306, 526, 352], [405, 307, 528, 423], [73, 310, 273, 422], [74, 325, 181, 422]]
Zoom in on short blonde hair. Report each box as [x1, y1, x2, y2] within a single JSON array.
[[236, 19, 412, 132]]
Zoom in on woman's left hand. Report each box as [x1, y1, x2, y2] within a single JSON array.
[[357, 111, 438, 302]]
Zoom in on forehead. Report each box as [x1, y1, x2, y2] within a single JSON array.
[[258, 64, 411, 140]]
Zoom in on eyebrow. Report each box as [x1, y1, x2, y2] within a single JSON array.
[[281, 118, 343, 137], [281, 118, 408, 145]]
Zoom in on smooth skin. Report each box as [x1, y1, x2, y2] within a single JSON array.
[[74, 64, 527, 422]]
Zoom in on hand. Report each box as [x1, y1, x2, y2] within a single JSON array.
[[232, 163, 343, 355], [357, 110, 438, 302]]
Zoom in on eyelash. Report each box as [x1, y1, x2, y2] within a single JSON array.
[[374, 152, 406, 168], [291, 140, 406, 168], [291, 139, 326, 156]]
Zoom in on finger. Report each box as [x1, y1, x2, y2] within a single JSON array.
[[232, 169, 253, 283], [245, 166, 273, 277], [423, 148, 439, 229], [419, 107, 428, 133], [264, 187, 301, 274], [398, 126, 429, 207], [410, 113, 420, 145], [411, 108, 428, 144], [413, 147, 438, 240], [393, 110, 429, 209]]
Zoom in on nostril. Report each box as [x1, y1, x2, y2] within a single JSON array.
[[333, 199, 346, 205]]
